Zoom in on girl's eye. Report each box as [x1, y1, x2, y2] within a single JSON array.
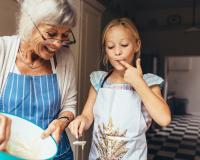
[[47, 32, 57, 38], [121, 44, 128, 47], [107, 46, 114, 49]]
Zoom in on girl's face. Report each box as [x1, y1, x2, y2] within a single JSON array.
[[104, 25, 141, 71], [29, 23, 70, 60]]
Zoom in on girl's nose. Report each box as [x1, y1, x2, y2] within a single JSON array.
[[115, 49, 122, 56]]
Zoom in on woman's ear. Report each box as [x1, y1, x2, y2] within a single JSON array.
[[135, 40, 141, 53]]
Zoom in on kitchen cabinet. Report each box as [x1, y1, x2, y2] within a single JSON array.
[[68, 0, 105, 159]]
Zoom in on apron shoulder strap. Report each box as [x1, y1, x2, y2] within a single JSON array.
[[50, 56, 57, 73], [101, 70, 113, 88]]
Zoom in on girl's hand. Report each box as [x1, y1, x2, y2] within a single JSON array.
[[0, 115, 12, 151], [68, 115, 87, 139], [41, 119, 68, 143], [119, 58, 143, 88]]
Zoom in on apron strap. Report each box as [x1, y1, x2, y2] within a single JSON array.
[[50, 56, 57, 74], [101, 70, 113, 88]]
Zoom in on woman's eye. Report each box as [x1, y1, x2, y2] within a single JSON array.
[[62, 32, 69, 38], [47, 32, 57, 37], [62, 34, 69, 40]]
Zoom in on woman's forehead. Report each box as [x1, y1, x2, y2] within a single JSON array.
[[39, 23, 70, 31]]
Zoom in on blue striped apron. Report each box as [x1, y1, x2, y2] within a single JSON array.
[[0, 62, 73, 160]]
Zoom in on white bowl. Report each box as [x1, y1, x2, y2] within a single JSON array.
[[0, 113, 57, 160]]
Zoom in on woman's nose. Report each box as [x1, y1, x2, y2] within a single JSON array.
[[52, 40, 62, 49]]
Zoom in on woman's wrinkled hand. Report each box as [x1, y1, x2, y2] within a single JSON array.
[[119, 58, 143, 88], [41, 119, 68, 143], [0, 114, 12, 151], [68, 115, 87, 139]]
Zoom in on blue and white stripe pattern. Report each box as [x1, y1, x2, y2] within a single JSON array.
[[0, 72, 73, 159], [1, 73, 60, 129]]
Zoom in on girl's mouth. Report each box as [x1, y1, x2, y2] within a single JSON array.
[[116, 59, 126, 63]]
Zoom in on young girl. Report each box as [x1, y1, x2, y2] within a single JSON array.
[[69, 18, 171, 160]]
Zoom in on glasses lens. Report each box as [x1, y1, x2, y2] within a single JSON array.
[[44, 31, 76, 47]]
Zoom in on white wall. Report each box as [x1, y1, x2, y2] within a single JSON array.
[[168, 56, 200, 115]]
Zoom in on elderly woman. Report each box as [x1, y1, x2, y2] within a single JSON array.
[[0, 0, 77, 159]]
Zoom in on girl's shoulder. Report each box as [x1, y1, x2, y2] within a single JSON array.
[[90, 72, 164, 91], [90, 71, 108, 92], [143, 73, 164, 88]]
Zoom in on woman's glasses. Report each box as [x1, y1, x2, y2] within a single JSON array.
[[42, 30, 76, 47], [27, 10, 76, 48]]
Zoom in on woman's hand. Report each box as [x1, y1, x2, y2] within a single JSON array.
[[41, 118, 69, 143], [119, 58, 143, 88], [68, 115, 88, 139], [0, 114, 12, 151]]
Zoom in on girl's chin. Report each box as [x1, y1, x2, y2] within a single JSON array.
[[113, 65, 126, 71]]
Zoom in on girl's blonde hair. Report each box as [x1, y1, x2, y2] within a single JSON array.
[[101, 17, 141, 68]]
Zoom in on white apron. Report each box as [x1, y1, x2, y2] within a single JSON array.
[[89, 87, 148, 160]]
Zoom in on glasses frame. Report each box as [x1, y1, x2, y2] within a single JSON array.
[[44, 30, 76, 47], [26, 11, 76, 47]]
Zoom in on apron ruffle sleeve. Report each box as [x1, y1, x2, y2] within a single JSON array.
[[143, 73, 164, 88], [90, 71, 108, 92]]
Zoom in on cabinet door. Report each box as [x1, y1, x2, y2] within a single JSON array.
[[66, 1, 81, 159], [79, 1, 102, 108], [68, 0, 104, 159], [68, 0, 81, 72], [78, 1, 104, 160]]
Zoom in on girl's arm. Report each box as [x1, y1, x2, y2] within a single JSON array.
[[68, 86, 97, 139], [120, 59, 171, 127], [81, 85, 97, 129], [134, 79, 171, 126]]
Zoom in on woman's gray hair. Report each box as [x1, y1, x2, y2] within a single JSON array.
[[17, 0, 76, 41]]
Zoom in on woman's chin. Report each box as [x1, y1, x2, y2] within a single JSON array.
[[40, 51, 55, 60], [40, 46, 56, 60]]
